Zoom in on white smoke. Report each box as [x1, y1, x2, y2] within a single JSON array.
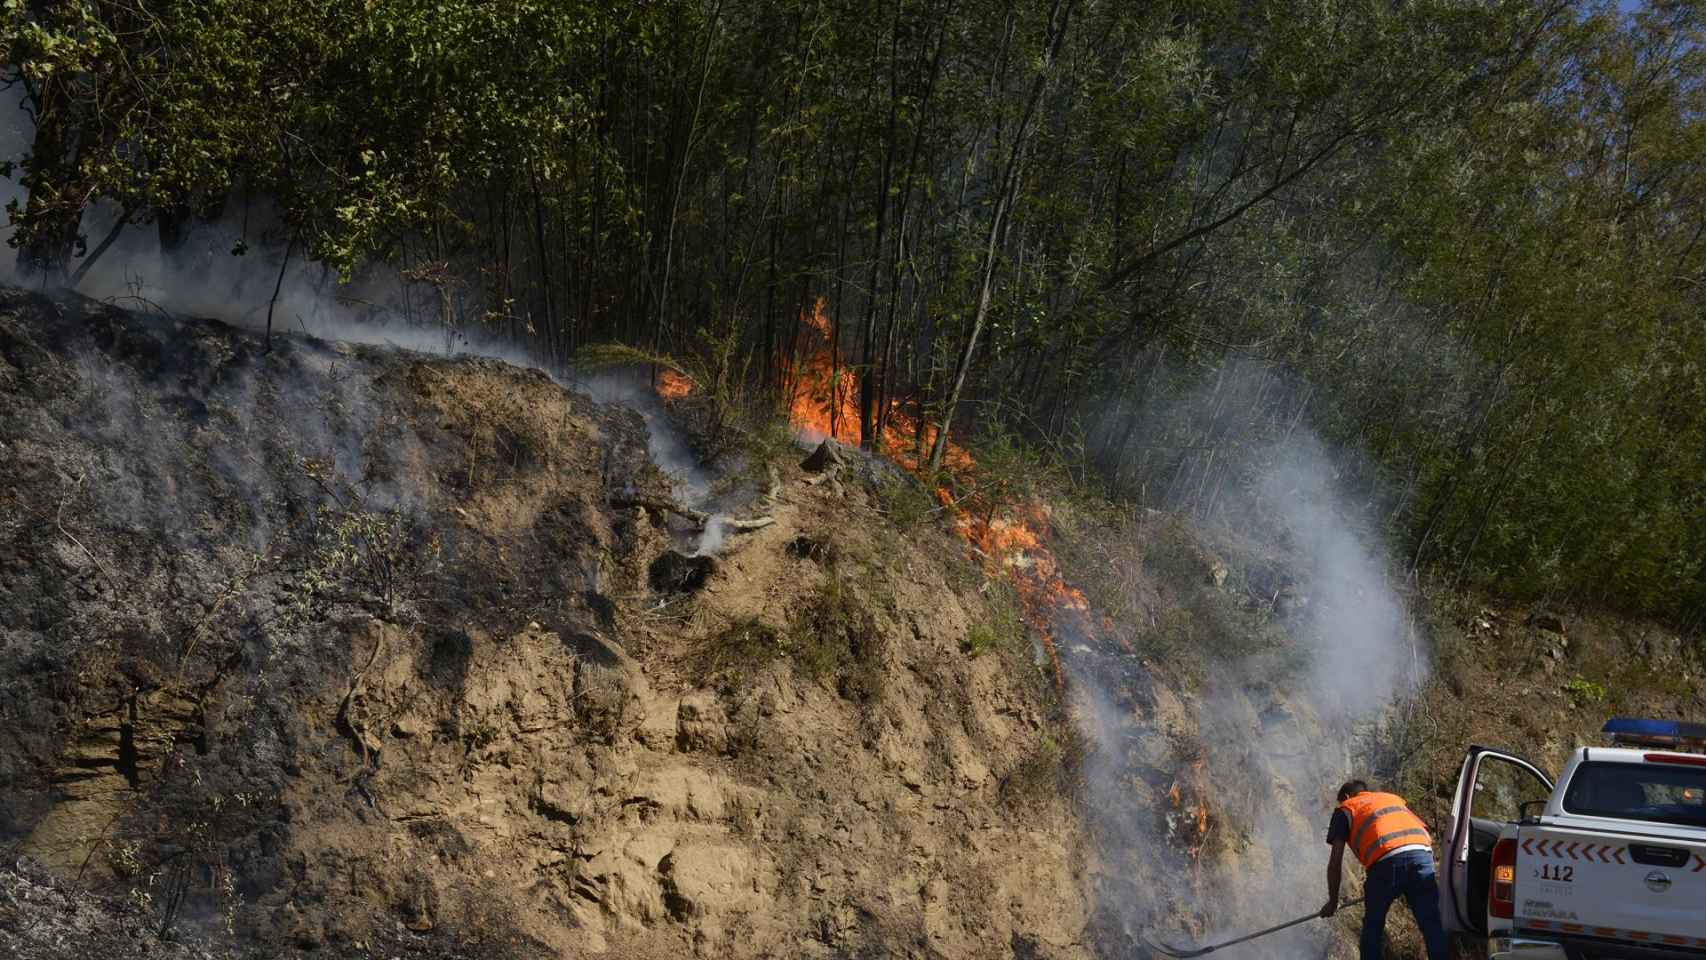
[[1254, 433, 1417, 718], [1074, 363, 1425, 957], [0, 94, 731, 535]]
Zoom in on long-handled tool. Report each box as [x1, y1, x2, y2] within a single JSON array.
[[1141, 897, 1365, 958]]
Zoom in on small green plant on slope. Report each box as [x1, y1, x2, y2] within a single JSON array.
[[964, 589, 1023, 657], [577, 321, 763, 467], [876, 472, 936, 528], [1565, 675, 1607, 705], [789, 574, 888, 702], [293, 456, 441, 617]]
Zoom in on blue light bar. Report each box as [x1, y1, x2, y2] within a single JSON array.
[[1602, 717, 1706, 748]]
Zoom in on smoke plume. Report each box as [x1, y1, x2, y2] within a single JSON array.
[[1075, 361, 1424, 958]]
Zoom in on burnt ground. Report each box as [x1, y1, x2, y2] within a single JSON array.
[[0, 285, 664, 956], [0, 287, 1094, 959]]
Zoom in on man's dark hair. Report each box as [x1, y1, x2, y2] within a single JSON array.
[[1337, 780, 1368, 802]]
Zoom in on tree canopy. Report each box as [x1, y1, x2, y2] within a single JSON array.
[[6, 0, 1706, 623]]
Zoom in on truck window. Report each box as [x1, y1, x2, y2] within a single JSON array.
[[1472, 755, 1552, 821], [1562, 761, 1706, 826]]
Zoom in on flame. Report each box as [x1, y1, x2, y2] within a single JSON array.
[[1166, 762, 1213, 861], [655, 369, 693, 401], [783, 298, 1077, 693], [782, 299, 852, 442]]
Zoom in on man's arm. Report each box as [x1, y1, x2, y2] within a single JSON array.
[[1321, 837, 1345, 918]]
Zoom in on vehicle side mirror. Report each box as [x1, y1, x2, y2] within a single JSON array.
[[1519, 799, 1546, 824]]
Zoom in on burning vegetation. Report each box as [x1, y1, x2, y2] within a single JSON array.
[[654, 369, 694, 401], [761, 297, 1104, 695], [644, 297, 1098, 695]]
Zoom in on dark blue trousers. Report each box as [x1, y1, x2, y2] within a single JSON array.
[[1361, 849, 1450, 960]]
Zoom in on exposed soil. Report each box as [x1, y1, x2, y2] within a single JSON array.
[[9, 286, 1686, 960], [0, 287, 1093, 958]]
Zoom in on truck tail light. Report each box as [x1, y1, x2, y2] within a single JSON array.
[[1644, 752, 1706, 767], [1489, 838, 1518, 920]]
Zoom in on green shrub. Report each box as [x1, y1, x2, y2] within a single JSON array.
[[1564, 675, 1607, 705], [1141, 520, 1212, 585], [963, 592, 1023, 657], [292, 457, 441, 618], [876, 472, 937, 528], [694, 576, 888, 702], [1131, 592, 1289, 685], [1000, 728, 1088, 808]]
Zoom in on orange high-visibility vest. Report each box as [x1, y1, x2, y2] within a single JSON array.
[[1339, 792, 1432, 868]]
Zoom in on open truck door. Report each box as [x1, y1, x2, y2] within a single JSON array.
[[1440, 746, 1552, 935]]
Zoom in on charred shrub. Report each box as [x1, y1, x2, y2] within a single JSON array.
[[691, 618, 788, 686], [790, 575, 887, 703], [999, 727, 1087, 809], [649, 550, 716, 593]]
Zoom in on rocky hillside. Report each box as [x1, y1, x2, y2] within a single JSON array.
[[0, 287, 1089, 959], [6, 286, 1702, 960]]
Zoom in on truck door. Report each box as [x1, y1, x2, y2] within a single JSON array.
[[1441, 746, 1553, 935]]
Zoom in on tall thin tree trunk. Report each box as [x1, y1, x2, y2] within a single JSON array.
[[928, 0, 1078, 473], [654, 0, 725, 363]]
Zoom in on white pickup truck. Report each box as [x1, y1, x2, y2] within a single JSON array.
[[1440, 718, 1706, 960]]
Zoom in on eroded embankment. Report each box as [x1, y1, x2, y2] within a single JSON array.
[[0, 287, 1094, 959]]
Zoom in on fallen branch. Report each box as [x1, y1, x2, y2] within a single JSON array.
[[723, 516, 774, 532], [609, 495, 709, 527]]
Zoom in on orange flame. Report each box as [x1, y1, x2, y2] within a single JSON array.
[[656, 369, 693, 401], [1166, 777, 1207, 859], [783, 298, 1076, 693]]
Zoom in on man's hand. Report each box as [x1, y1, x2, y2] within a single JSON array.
[[1319, 898, 1338, 919]]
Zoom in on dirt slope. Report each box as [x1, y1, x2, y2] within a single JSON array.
[[0, 287, 1090, 958]]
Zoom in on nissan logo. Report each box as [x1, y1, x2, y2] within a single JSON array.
[[1645, 870, 1672, 892]]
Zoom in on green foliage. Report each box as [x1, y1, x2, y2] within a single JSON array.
[[8, 0, 1706, 624], [293, 457, 441, 617], [1141, 521, 1215, 588], [961, 423, 1069, 528], [692, 618, 789, 684], [574, 342, 689, 376], [1127, 521, 1292, 678], [692, 575, 888, 702], [788, 574, 888, 703], [875, 473, 937, 528], [1000, 727, 1088, 809], [1564, 676, 1607, 706], [964, 594, 1023, 657]]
